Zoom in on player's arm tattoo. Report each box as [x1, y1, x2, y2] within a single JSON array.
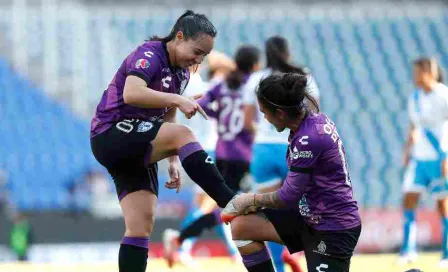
[[254, 192, 286, 209]]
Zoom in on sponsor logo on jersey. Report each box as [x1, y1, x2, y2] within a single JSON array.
[[135, 59, 150, 69], [290, 146, 313, 159]]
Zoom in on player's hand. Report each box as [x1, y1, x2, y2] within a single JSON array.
[[231, 193, 258, 215], [221, 193, 257, 224], [175, 94, 208, 120], [166, 160, 181, 193]]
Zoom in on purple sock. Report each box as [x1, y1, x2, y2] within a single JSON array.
[[212, 208, 223, 224], [242, 247, 271, 268], [121, 236, 149, 249], [179, 142, 203, 162]]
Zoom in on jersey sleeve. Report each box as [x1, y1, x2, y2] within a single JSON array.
[[277, 127, 325, 208], [126, 47, 162, 86], [198, 84, 220, 119], [407, 93, 417, 125], [307, 74, 320, 101], [242, 74, 259, 105]]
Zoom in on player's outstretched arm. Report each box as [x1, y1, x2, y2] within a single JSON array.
[[124, 75, 205, 119]]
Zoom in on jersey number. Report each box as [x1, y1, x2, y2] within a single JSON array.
[[219, 97, 244, 141]]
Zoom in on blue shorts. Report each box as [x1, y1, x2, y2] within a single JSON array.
[[250, 143, 288, 192], [402, 159, 448, 199]]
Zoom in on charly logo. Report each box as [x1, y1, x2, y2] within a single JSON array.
[[205, 156, 214, 164], [299, 135, 309, 145]]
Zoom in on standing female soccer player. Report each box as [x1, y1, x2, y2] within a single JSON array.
[[222, 73, 361, 272], [174, 51, 235, 266], [401, 58, 448, 267], [163, 45, 262, 267], [242, 36, 319, 272], [90, 10, 236, 272]]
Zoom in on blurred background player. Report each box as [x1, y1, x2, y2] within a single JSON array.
[[90, 10, 237, 272], [401, 57, 448, 267], [164, 44, 262, 267], [242, 36, 319, 272], [222, 73, 361, 272], [173, 50, 235, 266]]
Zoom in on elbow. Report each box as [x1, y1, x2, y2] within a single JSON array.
[[123, 87, 136, 105]]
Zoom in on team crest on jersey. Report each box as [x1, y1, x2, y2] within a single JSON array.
[[137, 121, 153, 132], [135, 59, 150, 69]]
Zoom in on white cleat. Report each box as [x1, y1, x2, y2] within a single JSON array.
[[439, 258, 448, 268], [162, 228, 180, 268]]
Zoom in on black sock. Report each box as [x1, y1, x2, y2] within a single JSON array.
[[119, 237, 149, 272], [242, 247, 275, 272], [179, 142, 235, 208], [179, 210, 221, 243]]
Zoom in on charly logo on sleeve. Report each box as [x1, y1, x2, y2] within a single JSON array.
[[289, 146, 313, 159], [135, 59, 150, 69]]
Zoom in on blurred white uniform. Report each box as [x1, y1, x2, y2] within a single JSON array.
[[403, 83, 448, 197]]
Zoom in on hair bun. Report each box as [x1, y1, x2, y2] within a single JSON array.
[[280, 73, 308, 106]]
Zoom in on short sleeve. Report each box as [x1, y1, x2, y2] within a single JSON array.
[[242, 74, 259, 105], [289, 130, 325, 171], [306, 75, 320, 100], [127, 47, 162, 86]]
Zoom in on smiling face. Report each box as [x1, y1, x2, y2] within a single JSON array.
[[173, 31, 214, 69]]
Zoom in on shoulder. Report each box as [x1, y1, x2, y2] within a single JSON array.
[[434, 83, 448, 97], [291, 114, 336, 151]]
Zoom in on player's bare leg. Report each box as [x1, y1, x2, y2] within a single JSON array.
[[399, 192, 420, 264], [230, 213, 283, 271], [119, 190, 157, 272], [437, 196, 448, 267]]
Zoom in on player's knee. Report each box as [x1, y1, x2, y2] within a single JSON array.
[[125, 210, 156, 237], [403, 193, 419, 209], [230, 216, 249, 240], [172, 124, 197, 149]]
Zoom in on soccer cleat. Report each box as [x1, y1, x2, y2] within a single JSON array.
[[220, 196, 239, 224], [282, 249, 304, 272], [439, 258, 448, 268], [162, 228, 180, 268]]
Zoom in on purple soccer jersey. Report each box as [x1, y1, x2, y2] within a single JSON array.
[[90, 41, 190, 137], [199, 82, 254, 162], [277, 113, 361, 231]]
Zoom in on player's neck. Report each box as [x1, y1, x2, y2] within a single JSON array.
[[422, 80, 438, 93], [165, 40, 177, 68], [286, 117, 304, 132]]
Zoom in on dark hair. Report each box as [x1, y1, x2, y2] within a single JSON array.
[[265, 36, 306, 74], [226, 45, 261, 90], [413, 57, 443, 83], [150, 10, 217, 42], [256, 73, 319, 119]]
